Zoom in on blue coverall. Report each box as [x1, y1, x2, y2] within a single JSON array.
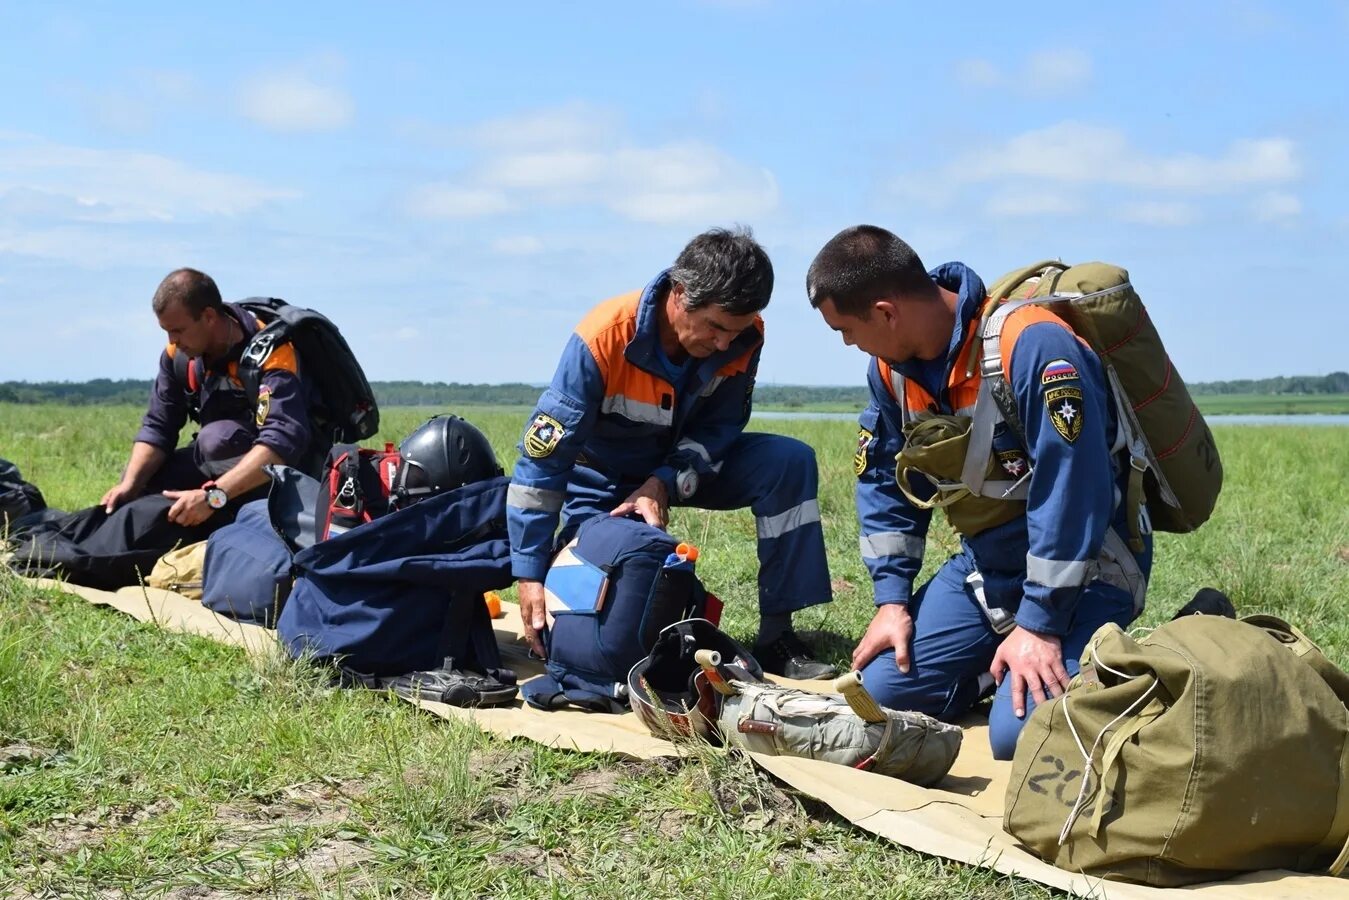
[[507, 271, 832, 617], [854, 263, 1152, 758]]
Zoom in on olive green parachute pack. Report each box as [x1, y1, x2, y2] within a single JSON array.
[[973, 261, 1223, 545], [1005, 614, 1349, 886]]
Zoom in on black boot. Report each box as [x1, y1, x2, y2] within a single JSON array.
[[752, 630, 838, 680], [1171, 588, 1237, 621]]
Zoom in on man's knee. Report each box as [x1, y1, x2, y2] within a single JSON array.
[[753, 435, 819, 495], [860, 655, 986, 721]]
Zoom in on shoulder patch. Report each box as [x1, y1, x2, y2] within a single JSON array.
[[255, 385, 272, 427], [525, 413, 566, 458], [854, 428, 874, 477], [1044, 385, 1084, 442], [1041, 358, 1079, 384]]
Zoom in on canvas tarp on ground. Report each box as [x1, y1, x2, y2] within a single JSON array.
[[19, 575, 1349, 900]]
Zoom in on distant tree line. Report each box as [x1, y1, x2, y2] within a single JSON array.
[[3, 373, 1347, 406]]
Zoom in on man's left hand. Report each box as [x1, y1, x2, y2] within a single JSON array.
[[162, 489, 215, 527], [990, 626, 1070, 719], [610, 475, 669, 529]]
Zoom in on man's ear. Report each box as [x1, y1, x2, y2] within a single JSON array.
[[873, 299, 899, 326]]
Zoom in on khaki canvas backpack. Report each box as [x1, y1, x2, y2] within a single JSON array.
[[145, 540, 208, 599], [1004, 615, 1349, 886], [977, 262, 1223, 543]]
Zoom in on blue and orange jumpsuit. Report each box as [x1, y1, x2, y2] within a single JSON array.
[[135, 301, 315, 491], [507, 271, 833, 618], [854, 263, 1152, 758]]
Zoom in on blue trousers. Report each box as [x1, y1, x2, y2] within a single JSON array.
[[859, 550, 1143, 760], [559, 432, 832, 617]]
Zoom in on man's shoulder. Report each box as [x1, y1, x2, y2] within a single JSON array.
[[575, 290, 642, 359]]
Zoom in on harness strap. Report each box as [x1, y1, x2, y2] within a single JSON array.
[[960, 299, 1041, 501]]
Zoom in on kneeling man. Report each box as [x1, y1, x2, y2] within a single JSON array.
[[509, 228, 835, 678]]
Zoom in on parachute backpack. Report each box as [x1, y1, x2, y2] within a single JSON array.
[[174, 297, 379, 446], [521, 515, 711, 713], [966, 262, 1222, 546]]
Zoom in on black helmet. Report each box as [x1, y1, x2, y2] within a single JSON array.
[[393, 414, 502, 505]]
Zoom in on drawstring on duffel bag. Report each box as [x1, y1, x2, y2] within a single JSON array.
[[1057, 640, 1160, 845]]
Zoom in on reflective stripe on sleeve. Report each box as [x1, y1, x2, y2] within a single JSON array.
[[1025, 554, 1094, 589], [859, 532, 925, 560], [507, 483, 565, 513]]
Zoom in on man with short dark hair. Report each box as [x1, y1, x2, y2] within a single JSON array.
[[807, 225, 1151, 758], [100, 268, 319, 528], [509, 228, 836, 678]]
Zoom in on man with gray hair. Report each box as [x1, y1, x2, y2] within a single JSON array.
[[508, 227, 835, 678]]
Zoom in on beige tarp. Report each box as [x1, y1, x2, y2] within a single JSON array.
[[22, 576, 1349, 900]]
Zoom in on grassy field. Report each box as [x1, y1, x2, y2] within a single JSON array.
[[2, 404, 1347, 898]]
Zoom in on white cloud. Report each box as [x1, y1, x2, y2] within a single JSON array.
[[490, 235, 545, 255], [404, 104, 779, 225], [954, 58, 1002, 89], [890, 122, 1299, 230], [1117, 200, 1199, 227], [1025, 49, 1093, 93], [954, 49, 1092, 95], [239, 59, 353, 133], [1252, 191, 1301, 221], [983, 188, 1084, 218], [0, 132, 298, 222], [405, 184, 513, 218]]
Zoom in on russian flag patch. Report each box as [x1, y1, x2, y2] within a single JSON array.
[[1041, 359, 1079, 384]]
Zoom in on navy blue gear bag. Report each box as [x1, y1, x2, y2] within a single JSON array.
[[277, 476, 513, 676], [201, 499, 293, 627], [522, 515, 707, 713]]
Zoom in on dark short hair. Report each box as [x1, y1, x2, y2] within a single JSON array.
[[670, 226, 774, 316], [806, 225, 934, 317], [151, 268, 224, 319]]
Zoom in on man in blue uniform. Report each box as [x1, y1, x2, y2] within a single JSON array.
[[100, 268, 318, 529], [806, 226, 1150, 758], [508, 228, 836, 679]]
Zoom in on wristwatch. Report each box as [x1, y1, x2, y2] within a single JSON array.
[[674, 468, 700, 501], [202, 481, 229, 510]]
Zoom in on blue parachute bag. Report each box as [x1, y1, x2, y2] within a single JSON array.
[[521, 515, 706, 713], [201, 499, 294, 627], [277, 477, 513, 676]]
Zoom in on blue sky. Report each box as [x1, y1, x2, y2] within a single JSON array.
[[2, 1, 1346, 385]]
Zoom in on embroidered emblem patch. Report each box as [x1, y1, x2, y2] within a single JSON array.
[[854, 428, 874, 477], [255, 386, 272, 427], [1041, 358, 1079, 385], [1045, 385, 1084, 442], [997, 449, 1029, 478], [524, 413, 566, 458]]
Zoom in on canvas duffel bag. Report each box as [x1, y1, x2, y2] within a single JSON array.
[[1005, 614, 1349, 886]]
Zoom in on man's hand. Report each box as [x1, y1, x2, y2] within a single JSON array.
[[162, 489, 215, 527], [609, 475, 669, 529], [990, 626, 1070, 718], [852, 603, 915, 673], [517, 579, 548, 659], [101, 480, 141, 514]]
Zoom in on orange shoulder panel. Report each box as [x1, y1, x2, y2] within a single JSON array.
[[576, 291, 641, 385], [259, 341, 299, 374], [998, 305, 1087, 380]]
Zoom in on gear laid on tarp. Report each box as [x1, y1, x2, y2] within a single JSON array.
[[20, 577, 1349, 900]]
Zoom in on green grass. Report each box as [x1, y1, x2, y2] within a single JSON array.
[[2, 403, 1348, 898], [1193, 393, 1349, 415]]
